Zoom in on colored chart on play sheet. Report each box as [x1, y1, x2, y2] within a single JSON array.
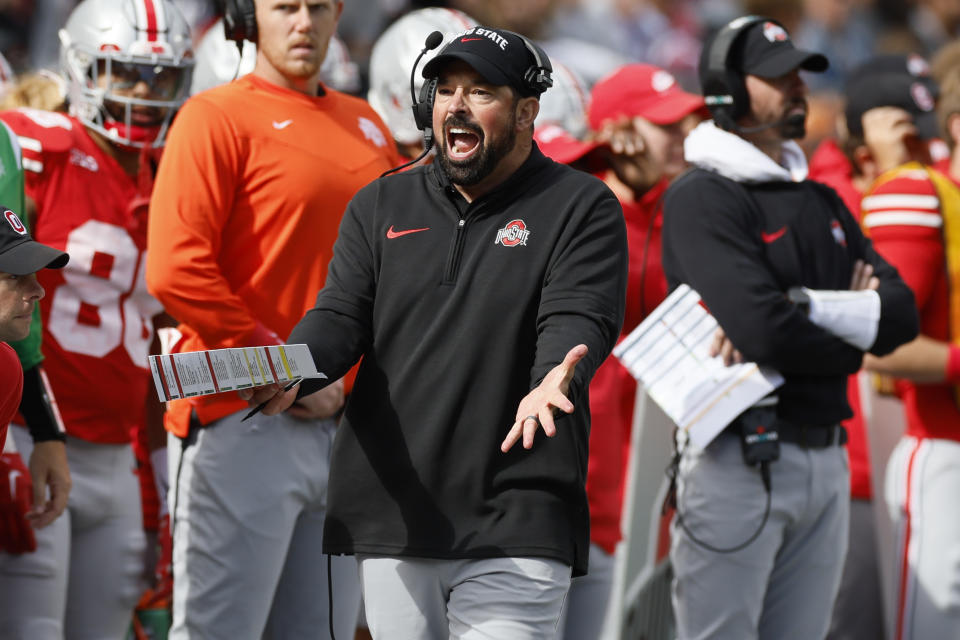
[[148, 344, 325, 402]]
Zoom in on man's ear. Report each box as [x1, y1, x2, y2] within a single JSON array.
[[948, 112, 960, 148], [516, 97, 539, 131]]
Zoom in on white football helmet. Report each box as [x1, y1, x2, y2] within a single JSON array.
[[535, 60, 589, 140], [367, 8, 477, 146], [59, 0, 194, 148], [0, 51, 14, 102], [190, 20, 359, 96], [321, 35, 361, 95]]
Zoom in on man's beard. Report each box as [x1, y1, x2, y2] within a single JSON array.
[[438, 112, 517, 186], [778, 103, 807, 140]]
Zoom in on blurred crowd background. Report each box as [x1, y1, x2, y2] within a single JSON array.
[[4, 0, 960, 157]]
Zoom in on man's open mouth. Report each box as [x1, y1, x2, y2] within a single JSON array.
[[446, 126, 481, 161]]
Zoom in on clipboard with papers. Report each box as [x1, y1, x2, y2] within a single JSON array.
[[613, 284, 784, 447]]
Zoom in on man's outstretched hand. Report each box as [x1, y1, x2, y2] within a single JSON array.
[[501, 344, 588, 453]]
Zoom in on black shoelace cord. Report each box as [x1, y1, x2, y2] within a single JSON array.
[[665, 445, 773, 554], [328, 553, 336, 640]]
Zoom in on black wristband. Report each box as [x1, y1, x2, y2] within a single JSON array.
[[19, 365, 67, 442], [787, 286, 811, 315]]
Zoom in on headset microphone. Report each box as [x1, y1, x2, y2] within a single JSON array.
[[380, 31, 445, 178], [736, 112, 806, 134], [410, 31, 444, 149]]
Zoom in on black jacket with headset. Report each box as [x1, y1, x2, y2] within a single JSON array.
[[665, 15, 918, 430], [662, 165, 918, 428], [289, 147, 627, 576]]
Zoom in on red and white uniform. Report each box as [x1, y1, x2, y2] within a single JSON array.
[[0, 108, 159, 444], [0, 343, 23, 449], [586, 177, 669, 555], [809, 139, 874, 502], [0, 107, 149, 638], [861, 163, 960, 640]]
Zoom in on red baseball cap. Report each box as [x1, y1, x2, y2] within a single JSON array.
[[588, 64, 706, 130], [534, 123, 600, 165]]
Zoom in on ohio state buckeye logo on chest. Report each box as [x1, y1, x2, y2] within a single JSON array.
[[494, 219, 530, 247]]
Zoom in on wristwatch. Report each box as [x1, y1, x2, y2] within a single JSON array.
[[787, 286, 811, 315]]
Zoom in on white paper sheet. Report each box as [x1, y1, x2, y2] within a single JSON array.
[[614, 285, 784, 447]]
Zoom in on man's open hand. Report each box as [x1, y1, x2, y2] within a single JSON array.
[[501, 344, 588, 453], [26, 441, 70, 529]]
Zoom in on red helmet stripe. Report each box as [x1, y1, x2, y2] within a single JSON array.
[[444, 9, 473, 29], [142, 0, 159, 40]]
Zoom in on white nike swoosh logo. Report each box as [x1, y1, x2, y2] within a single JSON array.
[[273, 119, 293, 130], [8, 470, 20, 498]]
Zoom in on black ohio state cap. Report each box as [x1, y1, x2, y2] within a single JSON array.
[[733, 20, 828, 78], [422, 27, 547, 97], [0, 207, 68, 275]]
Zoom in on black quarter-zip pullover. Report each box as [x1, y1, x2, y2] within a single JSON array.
[[290, 145, 628, 575]]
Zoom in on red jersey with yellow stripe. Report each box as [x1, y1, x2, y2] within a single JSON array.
[[586, 178, 668, 554], [147, 75, 398, 437], [862, 162, 960, 441], [0, 108, 160, 444]]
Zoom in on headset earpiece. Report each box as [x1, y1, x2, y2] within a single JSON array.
[[511, 32, 553, 96], [700, 15, 766, 130], [223, 0, 257, 44], [413, 78, 436, 132]]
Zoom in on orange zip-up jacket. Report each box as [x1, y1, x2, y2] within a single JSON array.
[[147, 75, 398, 437]]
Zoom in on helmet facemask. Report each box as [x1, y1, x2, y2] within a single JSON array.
[[59, 0, 194, 149]]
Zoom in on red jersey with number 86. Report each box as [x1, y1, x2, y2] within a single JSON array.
[[0, 108, 161, 444]]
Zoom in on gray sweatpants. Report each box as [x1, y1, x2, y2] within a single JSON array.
[[671, 431, 850, 640], [0, 426, 146, 640], [556, 542, 616, 640], [358, 555, 571, 639], [169, 410, 361, 640]]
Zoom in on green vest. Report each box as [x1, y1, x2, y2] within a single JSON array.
[[0, 121, 44, 370]]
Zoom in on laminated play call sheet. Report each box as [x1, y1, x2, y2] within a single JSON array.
[[148, 344, 325, 402]]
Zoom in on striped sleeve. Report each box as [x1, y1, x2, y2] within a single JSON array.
[[862, 169, 941, 229], [862, 168, 943, 310]]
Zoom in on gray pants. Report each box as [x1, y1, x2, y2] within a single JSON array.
[[556, 542, 616, 640], [827, 498, 884, 640], [671, 432, 850, 640], [169, 410, 360, 640], [0, 426, 146, 640], [358, 555, 571, 639]]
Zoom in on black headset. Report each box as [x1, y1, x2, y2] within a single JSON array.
[[411, 30, 553, 134], [516, 33, 553, 97], [380, 30, 554, 178], [222, 0, 258, 44], [700, 15, 767, 131]]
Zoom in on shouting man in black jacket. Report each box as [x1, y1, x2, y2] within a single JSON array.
[[241, 26, 627, 640], [662, 16, 919, 640]]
